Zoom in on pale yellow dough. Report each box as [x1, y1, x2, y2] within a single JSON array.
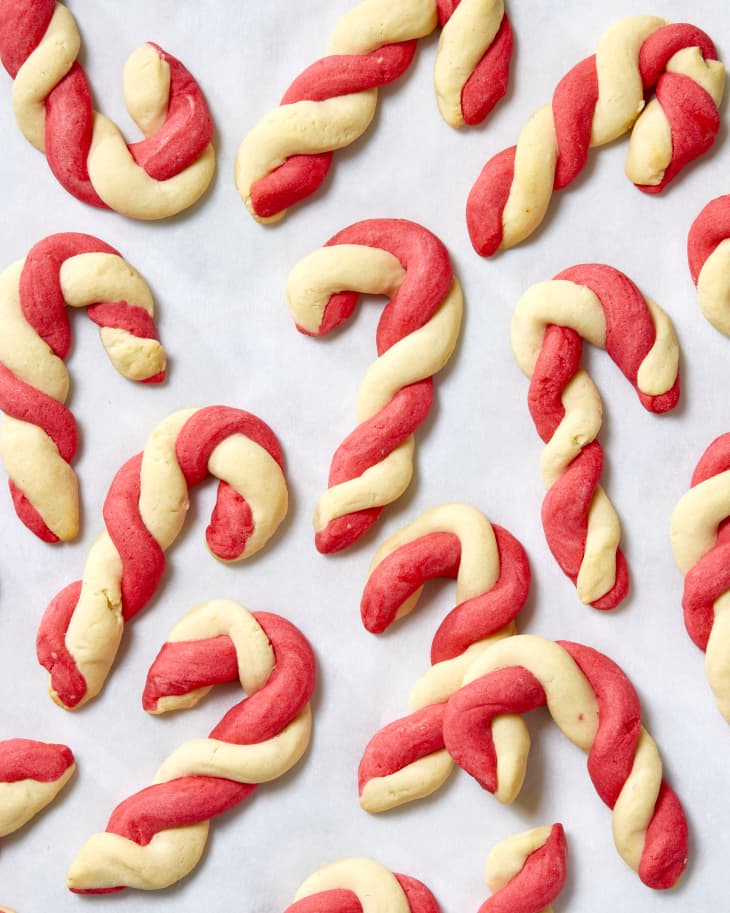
[[0, 762, 75, 838], [295, 858, 411, 913]]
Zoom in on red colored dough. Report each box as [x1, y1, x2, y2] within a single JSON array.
[[0, 738, 74, 783]]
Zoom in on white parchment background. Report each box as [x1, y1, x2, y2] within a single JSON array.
[[0, 1, 729, 910]]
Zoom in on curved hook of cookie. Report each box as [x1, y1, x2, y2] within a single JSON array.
[[0, 739, 75, 838], [36, 406, 288, 711], [467, 16, 724, 256], [443, 635, 688, 890], [0, 0, 215, 219], [67, 601, 315, 893], [287, 220, 462, 554], [0, 232, 166, 543], [511, 263, 680, 609], [688, 195, 730, 336]]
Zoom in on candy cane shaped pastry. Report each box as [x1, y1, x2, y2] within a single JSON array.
[[36, 406, 288, 711], [688, 195, 730, 337], [287, 220, 462, 553], [0, 739, 75, 838], [467, 16, 724, 256], [0, 233, 166, 544], [511, 264, 679, 609], [235, 0, 512, 222], [0, 0, 215, 219], [670, 433, 730, 722], [282, 858, 440, 913], [479, 824, 567, 913], [443, 635, 688, 890], [67, 599, 314, 892]]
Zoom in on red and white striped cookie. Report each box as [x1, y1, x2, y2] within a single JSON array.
[[0, 233, 166, 543], [287, 220, 462, 554], [67, 599, 314, 892], [0, 0, 215, 219], [0, 739, 75, 838], [36, 406, 288, 710], [688, 195, 730, 336]]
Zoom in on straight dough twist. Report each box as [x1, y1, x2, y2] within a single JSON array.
[[670, 433, 730, 721], [688, 195, 730, 336], [236, 0, 512, 222], [443, 635, 688, 890], [287, 220, 462, 553], [358, 505, 530, 812], [0, 232, 166, 543], [0, 738, 75, 838], [0, 0, 215, 219], [36, 406, 289, 711], [67, 600, 315, 893], [467, 16, 724, 256], [511, 264, 679, 609]]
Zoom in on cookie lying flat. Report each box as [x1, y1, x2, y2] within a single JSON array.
[[480, 824, 567, 913], [688, 195, 730, 336], [0, 0, 215, 219], [467, 16, 724, 256], [236, 0, 512, 222], [0, 739, 75, 838], [67, 600, 314, 893], [282, 858, 439, 913], [444, 635, 688, 890], [287, 220, 462, 553], [670, 433, 730, 721], [0, 233, 165, 543], [511, 264, 679, 609], [36, 406, 288, 710], [358, 504, 530, 812]]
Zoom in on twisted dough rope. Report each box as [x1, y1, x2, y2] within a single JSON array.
[[67, 599, 315, 892], [467, 16, 724, 256], [0, 0, 215, 219], [0, 739, 75, 838], [0, 232, 166, 544], [287, 219, 462, 553], [479, 824, 567, 913], [36, 406, 288, 711], [282, 858, 440, 913], [443, 634, 688, 890], [688, 195, 730, 337], [235, 0, 512, 222], [358, 504, 530, 812], [670, 433, 730, 722], [511, 263, 679, 609]]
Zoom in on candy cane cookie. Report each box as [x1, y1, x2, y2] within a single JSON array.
[[0, 0, 215, 219], [287, 220, 462, 553], [67, 599, 314, 892], [688, 195, 730, 336], [282, 858, 440, 913], [443, 635, 688, 890], [670, 433, 730, 722], [479, 824, 567, 913], [359, 504, 530, 812], [235, 0, 512, 222], [36, 406, 288, 711], [467, 16, 724, 256], [0, 739, 75, 838], [511, 264, 680, 609], [0, 233, 166, 543]]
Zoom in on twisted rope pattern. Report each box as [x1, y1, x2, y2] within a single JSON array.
[[443, 635, 688, 890], [480, 824, 567, 913], [511, 263, 679, 608], [0, 738, 75, 837], [0, 0, 215, 219], [688, 195, 730, 336], [36, 406, 288, 710], [358, 504, 529, 811], [287, 219, 462, 553], [0, 232, 166, 543], [67, 600, 314, 893], [236, 0, 512, 222], [671, 433, 730, 722], [467, 16, 724, 256]]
